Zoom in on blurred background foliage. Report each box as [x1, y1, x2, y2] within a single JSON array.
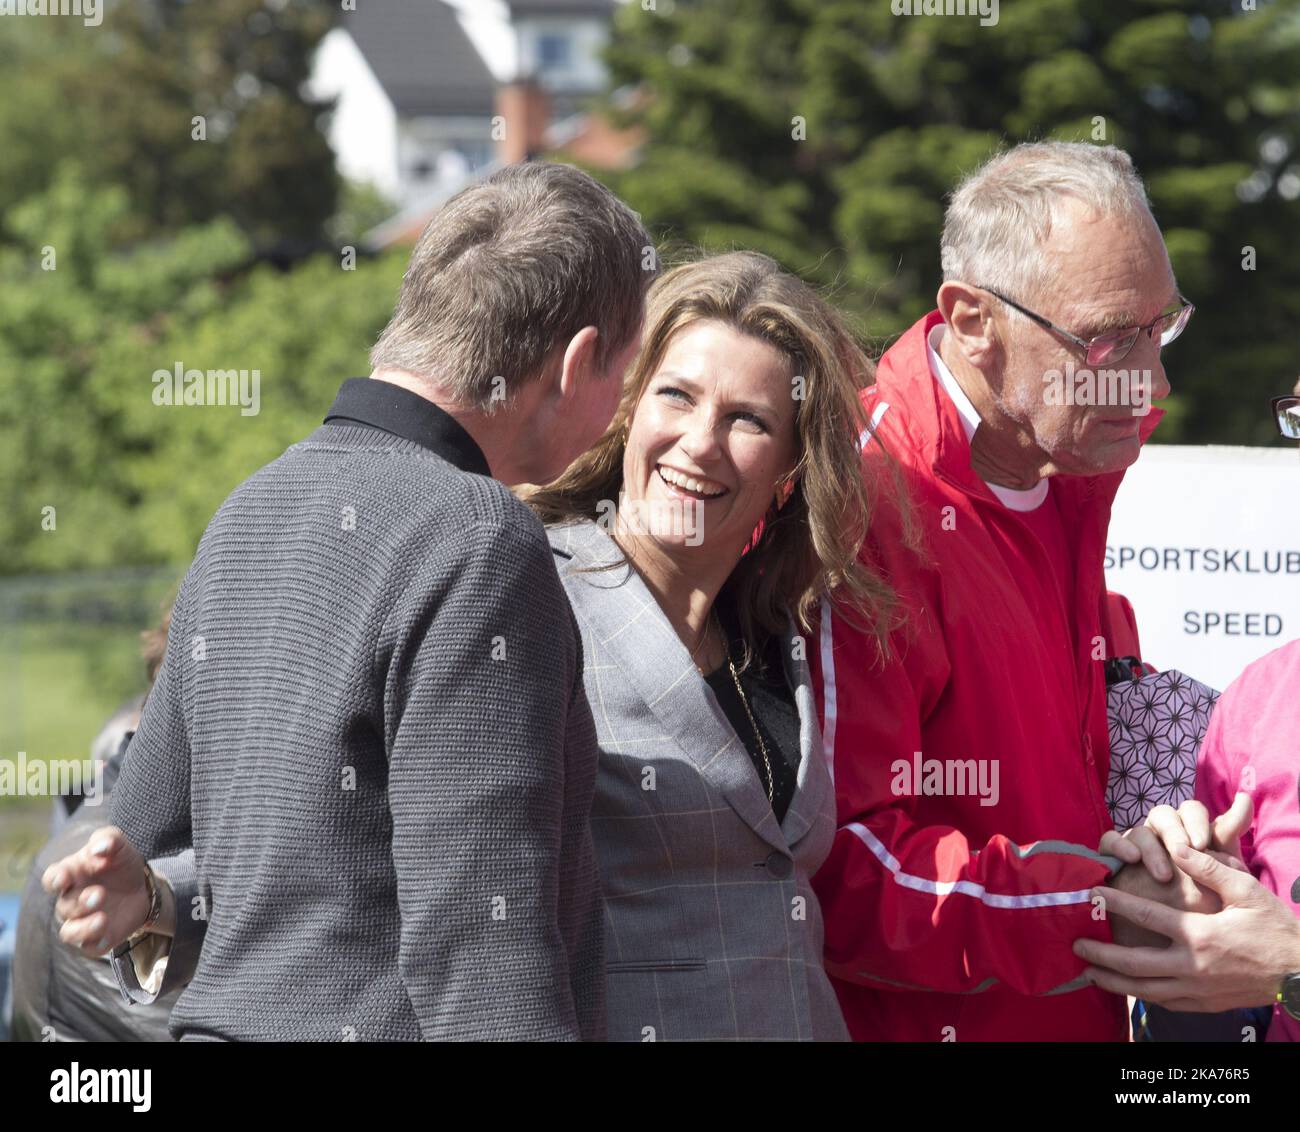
[[0, 1, 407, 580]]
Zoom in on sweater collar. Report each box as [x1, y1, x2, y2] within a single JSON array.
[[324, 377, 491, 477]]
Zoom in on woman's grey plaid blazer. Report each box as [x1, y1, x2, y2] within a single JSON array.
[[548, 519, 849, 1042]]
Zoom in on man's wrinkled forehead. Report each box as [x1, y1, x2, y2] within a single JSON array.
[[1037, 204, 1176, 334]]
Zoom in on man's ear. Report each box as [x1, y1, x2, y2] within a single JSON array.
[[557, 326, 601, 402], [937, 281, 999, 369]]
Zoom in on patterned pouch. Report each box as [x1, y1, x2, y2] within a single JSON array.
[[1104, 660, 1221, 831]]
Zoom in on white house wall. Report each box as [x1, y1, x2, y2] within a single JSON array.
[[307, 26, 402, 202]]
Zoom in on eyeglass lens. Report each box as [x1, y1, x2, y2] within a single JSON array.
[[1087, 306, 1191, 366], [1277, 399, 1300, 439]]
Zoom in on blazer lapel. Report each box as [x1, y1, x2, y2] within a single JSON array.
[[775, 624, 830, 849], [550, 520, 789, 852]]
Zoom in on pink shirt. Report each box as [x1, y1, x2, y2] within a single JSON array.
[[1194, 638, 1300, 1042]]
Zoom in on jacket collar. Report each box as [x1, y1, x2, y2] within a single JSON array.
[[549, 519, 827, 852]]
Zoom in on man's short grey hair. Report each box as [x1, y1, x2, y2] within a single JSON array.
[[371, 162, 654, 410], [940, 142, 1153, 305]]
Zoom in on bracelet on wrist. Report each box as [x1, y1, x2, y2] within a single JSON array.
[[125, 862, 162, 946]]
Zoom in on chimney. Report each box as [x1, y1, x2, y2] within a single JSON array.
[[495, 79, 551, 165]]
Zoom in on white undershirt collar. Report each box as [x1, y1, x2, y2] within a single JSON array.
[[926, 323, 1049, 513]]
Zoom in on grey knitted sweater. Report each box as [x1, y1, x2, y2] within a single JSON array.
[[109, 422, 605, 1041]]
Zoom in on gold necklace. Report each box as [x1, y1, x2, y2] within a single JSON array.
[[718, 622, 774, 805]]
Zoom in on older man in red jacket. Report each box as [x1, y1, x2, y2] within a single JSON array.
[[811, 141, 1198, 1041]]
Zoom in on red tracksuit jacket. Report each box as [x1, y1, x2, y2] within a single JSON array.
[[810, 311, 1156, 1042]]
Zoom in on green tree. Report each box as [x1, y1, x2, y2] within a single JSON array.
[[0, 164, 406, 577], [0, 0, 341, 248], [603, 0, 1300, 445]]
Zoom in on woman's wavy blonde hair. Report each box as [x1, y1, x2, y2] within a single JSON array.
[[525, 251, 899, 661]]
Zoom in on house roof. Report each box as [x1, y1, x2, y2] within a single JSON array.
[[344, 0, 496, 117], [506, 0, 616, 16]]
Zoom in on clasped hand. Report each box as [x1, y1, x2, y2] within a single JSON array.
[[1078, 794, 1300, 1012]]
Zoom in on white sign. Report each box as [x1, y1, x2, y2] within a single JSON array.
[[1105, 444, 1300, 692]]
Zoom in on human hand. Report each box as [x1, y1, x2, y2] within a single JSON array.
[[1098, 792, 1253, 883], [40, 826, 158, 957], [1076, 845, 1300, 1012], [1106, 859, 1223, 948]]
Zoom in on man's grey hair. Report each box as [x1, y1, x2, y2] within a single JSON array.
[[940, 142, 1153, 305], [371, 162, 654, 410]]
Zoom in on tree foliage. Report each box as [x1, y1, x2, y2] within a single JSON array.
[[0, 0, 399, 577], [0, 0, 340, 247], [0, 163, 406, 576]]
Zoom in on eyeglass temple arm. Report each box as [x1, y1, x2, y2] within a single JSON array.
[[983, 287, 1086, 345]]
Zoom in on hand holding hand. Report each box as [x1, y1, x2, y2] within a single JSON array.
[[1075, 845, 1300, 1013], [1106, 858, 1222, 948], [1098, 792, 1253, 883]]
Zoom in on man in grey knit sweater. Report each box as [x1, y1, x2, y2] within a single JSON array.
[[41, 162, 652, 1040]]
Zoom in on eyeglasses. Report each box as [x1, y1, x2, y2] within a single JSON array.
[[978, 286, 1195, 367], [1272, 395, 1300, 439]]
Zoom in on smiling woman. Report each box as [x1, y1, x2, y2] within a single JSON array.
[[527, 250, 900, 659], [521, 250, 905, 1041]]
